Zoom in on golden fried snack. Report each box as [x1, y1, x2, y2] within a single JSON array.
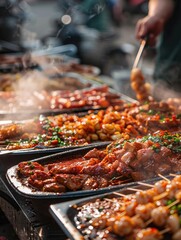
[[130, 68, 151, 102]]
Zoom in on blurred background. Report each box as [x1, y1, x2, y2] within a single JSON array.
[[0, 1, 165, 238], [0, 0, 154, 98]]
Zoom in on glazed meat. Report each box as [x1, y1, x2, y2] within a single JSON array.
[[130, 68, 151, 101], [110, 131, 181, 180], [17, 131, 181, 193], [0, 100, 180, 151], [0, 85, 124, 113]]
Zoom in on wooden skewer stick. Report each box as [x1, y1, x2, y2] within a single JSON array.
[[127, 187, 144, 192], [119, 211, 126, 218], [169, 173, 179, 177], [145, 218, 153, 226], [104, 198, 117, 203], [167, 199, 180, 209], [146, 200, 180, 227], [160, 228, 170, 235], [113, 192, 129, 198], [158, 174, 171, 183], [153, 191, 168, 201], [137, 182, 154, 188]]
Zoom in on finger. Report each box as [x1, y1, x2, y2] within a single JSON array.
[[148, 33, 156, 46], [139, 24, 148, 39], [135, 20, 143, 40]]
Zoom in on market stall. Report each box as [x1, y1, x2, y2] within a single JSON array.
[[0, 1, 181, 240], [0, 62, 180, 239]]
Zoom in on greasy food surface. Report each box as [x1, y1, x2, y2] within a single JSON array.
[[0, 100, 180, 150], [74, 175, 181, 239], [0, 85, 123, 112], [16, 131, 181, 193], [130, 68, 151, 102]]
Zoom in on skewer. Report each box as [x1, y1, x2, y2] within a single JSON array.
[[145, 219, 153, 226], [160, 228, 170, 235], [153, 191, 168, 201], [110, 177, 132, 183], [104, 198, 117, 203], [170, 173, 179, 177], [146, 199, 180, 227], [127, 187, 144, 192], [158, 174, 171, 183], [167, 199, 180, 209], [137, 182, 154, 188], [113, 192, 130, 198]]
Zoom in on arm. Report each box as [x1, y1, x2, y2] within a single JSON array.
[[136, 0, 175, 45]]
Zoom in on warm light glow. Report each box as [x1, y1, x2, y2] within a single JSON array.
[[61, 15, 71, 25]]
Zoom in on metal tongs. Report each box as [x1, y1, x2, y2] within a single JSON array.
[[132, 37, 148, 69]]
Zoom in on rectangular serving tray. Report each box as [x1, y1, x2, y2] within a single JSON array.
[[49, 175, 174, 240], [0, 85, 137, 120], [6, 142, 129, 199]]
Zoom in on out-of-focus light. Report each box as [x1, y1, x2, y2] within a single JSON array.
[[61, 15, 71, 25]]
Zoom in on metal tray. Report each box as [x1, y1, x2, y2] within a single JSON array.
[[6, 142, 125, 199], [49, 175, 174, 240], [0, 85, 137, 120], [0, 144, 88, 156], [0, 115, 95, 154]]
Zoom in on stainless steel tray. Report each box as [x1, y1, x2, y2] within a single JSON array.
[[0, 84, 137, 120], [49, 175, 174, 240]]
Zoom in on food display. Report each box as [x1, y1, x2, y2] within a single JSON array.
[[0, 54, 37, 73], [8, 130, 180, 195], [1, 1, 181, 238], [0, 51, 180, 240], [0, 100, 180, 150], [0, 85, 124, 113], [166, 98, 181, 114], [0, 104, 139, 150], [68, 174, 181, 240]]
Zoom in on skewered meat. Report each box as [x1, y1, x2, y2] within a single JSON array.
[[130, 68, 151, 102], [0, 85, 124, 112], [16, 131, 181, 193], [73, 175, 181, 240]]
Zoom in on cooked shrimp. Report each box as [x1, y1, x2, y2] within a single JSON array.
[[172, 175, 181, 184], [135, 191, 151, 204], [92, 216, 107, 229], [135, 227, 163, 240], [167, 214, 180, 233], [132, 215, 145, 229], [151, 206, 169, 226], [112, 216, 133, 236], [135, 203, 155, 221], [154, 180, 168, 194], [145, 188, 158, 200], [124, 199, 137, 217], [166, 181, 181, 198], [175, 191, 181, 201]]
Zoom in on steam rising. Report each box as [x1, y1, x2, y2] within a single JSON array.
[[152, 80, 181, 101]]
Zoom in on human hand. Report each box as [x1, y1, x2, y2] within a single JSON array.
[[135, 15, 165, 46]]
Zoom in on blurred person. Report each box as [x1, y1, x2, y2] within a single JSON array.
[[136, 0, 181, 99], [106, 0, 123, 26], [78, 0, 116, 32]]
